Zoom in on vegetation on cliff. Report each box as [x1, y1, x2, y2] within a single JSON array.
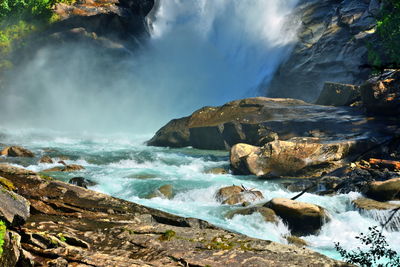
[[370, 0, 400, 69], [0, 0, 71, 73]]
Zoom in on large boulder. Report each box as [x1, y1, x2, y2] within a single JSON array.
[[365, 177, 400, 201], [215, 185, 264, 205], [230, 138, 367, 178], [316, 82, 360, 106], [352, 197, 400, 211], [266, 198, 329, 236], [361, 70, 400, 115], [1, 146, 34, 158], [148, 97, 388, 151]]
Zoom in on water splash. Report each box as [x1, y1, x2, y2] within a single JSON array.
[[0, 0, 299, 134]]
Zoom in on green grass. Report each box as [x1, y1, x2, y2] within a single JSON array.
[[0, 220, 6, 256]]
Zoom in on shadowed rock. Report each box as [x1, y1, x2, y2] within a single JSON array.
[[365, 177, 400, 201]]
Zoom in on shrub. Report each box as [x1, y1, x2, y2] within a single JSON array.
[[0, 220, 6, 256], [335, 226, 400, 267]]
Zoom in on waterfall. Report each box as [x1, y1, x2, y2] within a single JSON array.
[[0, 0, 299, 133]]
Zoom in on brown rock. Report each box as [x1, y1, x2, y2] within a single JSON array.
[[39, 156, 53, 164], [361, 70, 400, 115], [316, 82, 360, 106], [365, 178, 400, 201], [1, 146, 34, 157], [0, 187, 30, 226], [368, 158, 400, 171], [285, 235, 308, 247], [216, 185, 264, 205], [352, 197, 400, 211], [266, 198, 329, 236], [231, 138, 363, 178], [225, 206, 277, 223], [42, 164, 85, 172], [146, 184, 174, 199], [205, 167, 229, 175]]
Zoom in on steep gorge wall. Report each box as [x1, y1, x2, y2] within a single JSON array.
[[267, 0, 381, 102]]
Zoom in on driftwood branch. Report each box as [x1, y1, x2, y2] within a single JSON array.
[[291, 182, 317, 201]]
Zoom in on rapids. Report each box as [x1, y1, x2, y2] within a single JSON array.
[[1, 129, 399, 261]]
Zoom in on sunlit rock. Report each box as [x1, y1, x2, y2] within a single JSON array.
[[1, 146, 34, 158], [266, 198, 328, 236]]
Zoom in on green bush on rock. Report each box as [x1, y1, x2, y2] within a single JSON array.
[[0, 220, 6, 256]]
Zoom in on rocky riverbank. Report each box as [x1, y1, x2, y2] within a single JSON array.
[[0, 164, 349, 266]]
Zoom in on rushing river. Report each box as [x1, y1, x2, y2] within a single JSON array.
[[1, 128, 399, 261]]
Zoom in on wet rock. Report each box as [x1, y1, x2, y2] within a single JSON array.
[[0, 187, 30, 226], [361, 70, 400, 115], [146, 184, 174, 199], [127, 173, 158, 179], [368, 158, 400, 171], [231, 138, 368, 178], [225, 206, 277, 223], [352, 197, 400, 211], [266, 198, 328, 236], [68, 177, 97, 189], [316, 82, 360, 106], [43, 164, 85, 172], [365, 177, 400, 201], [216, 185, 264, 205], [205, 167, 229, 175], [39, 156, 53, 164], [149, 97, 386, 151], [1, 146, 34, 158]]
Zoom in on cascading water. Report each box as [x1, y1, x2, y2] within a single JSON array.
[[0, 0, 299, 133], [1, 0, 399, 263]]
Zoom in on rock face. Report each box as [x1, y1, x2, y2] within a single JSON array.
[[215, 185, 264, 205], [360, 70, 400, 115], [1, 146, 34, 157], [365, 177, 400, 201], [316, 82, 360, 106], [267, 0, 380, 102], [230, 138, 365, 178], [0, 164, 346, 266], [266, 198, 329, 236], [148, 97, 389, 151]]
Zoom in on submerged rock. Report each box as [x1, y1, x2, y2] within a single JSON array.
[[266, 198, 329, 236], [42, 164, 85, 172], [215, 185, 264, 205], [39, 155, 53, 164], [225, 206, 277, 223], [1, 146, 34, 158], [146, 184, 174, 199], [205, 167, 229, 175]]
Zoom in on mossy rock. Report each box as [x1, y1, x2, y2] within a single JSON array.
[[0, 177, 15, 191]]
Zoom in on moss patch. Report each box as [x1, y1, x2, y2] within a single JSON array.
[[0, 177, 15, 191], [159, 230, 176, 241]]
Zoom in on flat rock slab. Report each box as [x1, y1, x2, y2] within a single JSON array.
[[148, 97, 392, 150], [0, 187, 30, 226], [0, 164, 349, 266]]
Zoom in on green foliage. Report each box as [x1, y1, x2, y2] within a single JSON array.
[[0, 220, 6, 256], [372, 0, 400, 68], [335, 226, 400, 267]]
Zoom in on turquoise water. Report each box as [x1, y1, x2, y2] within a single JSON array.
[[1, 128, 400, 261]]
